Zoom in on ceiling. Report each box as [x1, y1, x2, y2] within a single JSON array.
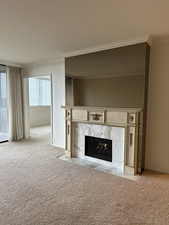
[[0, 0, 169, 66]]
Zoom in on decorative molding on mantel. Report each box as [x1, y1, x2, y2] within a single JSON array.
[[62, 105, 143, 113], [62, 105, 144, 175]]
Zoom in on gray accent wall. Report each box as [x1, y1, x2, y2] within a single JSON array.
[[65, 43, 147, 78], [73, 76, 145, 108], [65, 43, 149, 109]]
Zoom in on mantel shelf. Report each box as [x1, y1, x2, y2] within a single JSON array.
[[62, 105, 143, 113]]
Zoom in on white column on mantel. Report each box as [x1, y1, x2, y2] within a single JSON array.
[[72, 123, 125, 169]]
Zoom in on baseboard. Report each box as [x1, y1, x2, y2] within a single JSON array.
[[51, 143, 65, 151]]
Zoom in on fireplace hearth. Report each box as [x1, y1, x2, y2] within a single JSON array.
[[85, 136, 112, 162]]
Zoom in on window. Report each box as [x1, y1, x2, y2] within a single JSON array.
[[0, 72, 7, 102], [0, 71, 8, 141], [29, 78, 51, 106]]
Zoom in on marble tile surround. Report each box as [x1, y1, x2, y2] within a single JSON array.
[[72, 123, 125, 170]]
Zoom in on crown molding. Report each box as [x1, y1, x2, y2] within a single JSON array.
[[64, 36, 149, 58]]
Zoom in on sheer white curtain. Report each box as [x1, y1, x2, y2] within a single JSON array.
[[7, 66, 24, 141]]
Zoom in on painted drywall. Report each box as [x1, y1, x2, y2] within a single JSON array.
[[24, 60, 65, 148], [146, 39, 169, 173], [73, 76, 145, 108], [29, 106, 50, 127], [66, 43, 147, 78]]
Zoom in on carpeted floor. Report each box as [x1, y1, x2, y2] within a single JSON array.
[[0, 129, 169, 225]]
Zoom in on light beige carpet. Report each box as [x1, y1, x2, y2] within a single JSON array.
[[0, 133, 169, 225]]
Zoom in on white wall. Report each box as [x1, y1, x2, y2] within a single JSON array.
[[24, 60, 65, 148], [30, 106, 50, 127], [146, 39, 169, 173]]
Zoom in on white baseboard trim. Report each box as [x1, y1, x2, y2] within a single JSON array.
[[51, 143, 65, 150]]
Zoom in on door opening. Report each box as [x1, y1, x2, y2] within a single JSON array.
[[28, 75, 52, 143]]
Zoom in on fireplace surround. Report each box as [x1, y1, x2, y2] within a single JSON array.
[[72, 122, 125, 171], [62, 105, 144, 175]]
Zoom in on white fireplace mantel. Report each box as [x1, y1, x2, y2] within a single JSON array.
[[62, 105, 143, 175]]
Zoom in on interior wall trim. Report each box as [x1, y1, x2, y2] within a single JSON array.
[[64, 36, 149, 58]]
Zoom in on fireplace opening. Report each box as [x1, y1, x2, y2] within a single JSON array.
[[85, 136, 112, 162]]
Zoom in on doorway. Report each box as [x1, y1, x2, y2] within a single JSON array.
[[28, 75, 53, 143], [0, 67, 8, 143]]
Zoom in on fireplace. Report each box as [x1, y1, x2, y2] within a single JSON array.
[[85, 136, 112, 162]]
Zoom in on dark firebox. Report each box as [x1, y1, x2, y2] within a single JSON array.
[[85, 136, 112, 162]]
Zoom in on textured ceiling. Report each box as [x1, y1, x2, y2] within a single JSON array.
[[0, 0, 169, 65]]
